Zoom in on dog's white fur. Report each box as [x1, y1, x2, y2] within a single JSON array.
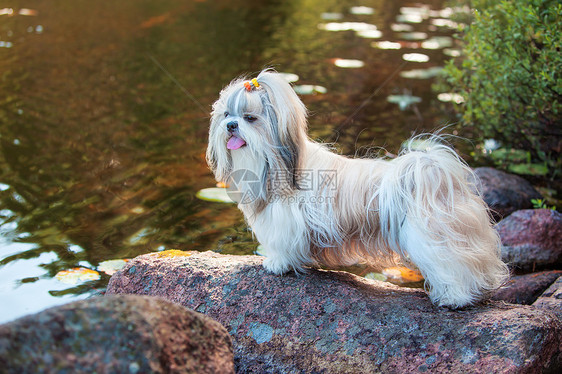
[[207, 69, 509, 308]]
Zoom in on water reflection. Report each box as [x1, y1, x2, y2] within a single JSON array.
[[0, 0, 459, 322]]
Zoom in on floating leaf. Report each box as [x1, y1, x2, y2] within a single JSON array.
[[319, 22, 377, 32], [400, 67, 443, 79], [443, 48, 461, 57], [402, 53, 430, 62], [396, 32, 427, 41], [196, 187, 235, 203], [372, 41, 401, 50], [55, 268, 100, 284], [18, 8, 39, 16], [396, 14, 423, 23], [333, 59, 365, 68], [356, 30, 382, 39], [421, 36, 453, 50], [365, 272, 388, 281], [431, 18, 459, 29], [382, 266, 424, 284], [387, 94, 422, 110], [391, 23, 414, 32], [320, 12, 343, 21], [437, 92, 465, 104], [399, 6, 429, 18], [350, 6, 374, 15], [293, 85, 327, 95], [279, 72, 299, 83], [98, 259, 129, 275]]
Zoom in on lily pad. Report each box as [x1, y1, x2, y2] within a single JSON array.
[[55, 267, 100, 285], [196, 187, 235, 203]]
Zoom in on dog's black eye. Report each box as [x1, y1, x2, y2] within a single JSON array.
[[244, 115, 257, 123], [224, 112, 230, 118]]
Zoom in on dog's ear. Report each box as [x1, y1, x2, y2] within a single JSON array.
[[206, 95, 232, 183], [257, 70, 308, 190]]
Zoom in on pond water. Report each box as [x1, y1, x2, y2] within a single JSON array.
[[0, 0, 463, 323]]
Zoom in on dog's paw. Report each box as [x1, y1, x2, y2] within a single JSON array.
[[263, 256, 291, 275]]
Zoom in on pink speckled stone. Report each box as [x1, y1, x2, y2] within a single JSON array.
[[498, 209, 562, 271], [107, 251, 562, 373], [0, 294, 234, 373]]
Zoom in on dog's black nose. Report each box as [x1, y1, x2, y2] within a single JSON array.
[[227, 121, 238, 132]]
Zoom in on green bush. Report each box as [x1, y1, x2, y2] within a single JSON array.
[[442, 0, 562, 177]]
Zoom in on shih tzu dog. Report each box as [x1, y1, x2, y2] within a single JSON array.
[[206, 69, 508, 308]]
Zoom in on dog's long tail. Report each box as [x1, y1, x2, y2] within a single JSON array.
[[377, 138, 509, 307]]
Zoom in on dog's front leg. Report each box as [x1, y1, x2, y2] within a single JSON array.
[[250, 202, 312, 274]]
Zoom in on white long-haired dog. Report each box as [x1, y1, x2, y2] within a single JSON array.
[[206, 69, 509, 308]]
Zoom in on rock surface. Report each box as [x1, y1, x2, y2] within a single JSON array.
[[0, 294, 234, 374], [492, 270, 562, 304], [498, 209, 562, 271], [533, 276, 562, 320], [474, 167, 542, 220], [107, 251, 562, 373]]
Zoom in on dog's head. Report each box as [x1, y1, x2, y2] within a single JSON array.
[[206, 69, 308, 197]]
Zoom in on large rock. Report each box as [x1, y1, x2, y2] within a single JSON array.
[[474, 167, 542, 220], [492, 270, 562, 304], [533, 276, 562, 320], [498, 209, 562, 271], [107, 251, 562, 373], [0, 294, 234, 374]]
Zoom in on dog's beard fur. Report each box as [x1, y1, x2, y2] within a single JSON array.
[[206, 69, 509, 308]]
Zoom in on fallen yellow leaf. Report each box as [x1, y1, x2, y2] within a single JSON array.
[[382, 266, 424, 283], [55, 268, 101, 284]]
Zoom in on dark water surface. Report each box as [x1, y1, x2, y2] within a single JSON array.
[[0, 0, 461, 322]]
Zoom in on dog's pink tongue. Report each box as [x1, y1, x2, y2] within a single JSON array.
[[227, 136, 246, 150]]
